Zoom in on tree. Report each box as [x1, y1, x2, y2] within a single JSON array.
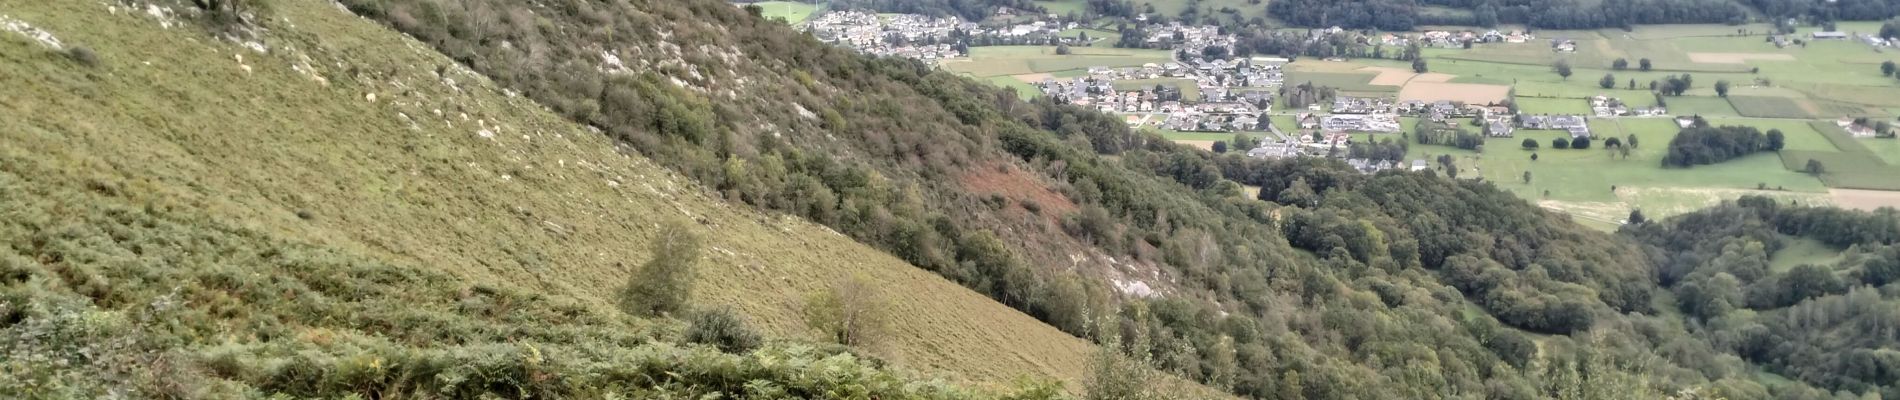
[[1883, 60, 1897, 77], [1639, 58, 1653, 71], [1522, 138, 1540, 149], [1572, 136, 1592, 149], [618, 221, 703, 317], [1766, 129, 1785, 151], [1212, 141, 1229, 153], [1523, 171, 1533, 184], [1412, 57, 1428, 73], [1554, 60, 1573, 80], [1475, 2, 1499, 27], [1232, 134, 1258, 150], [1605, 137, 1623, 148], [1628, 209, 1646, 225], [1553, 137, 1570, 149], [1714, 80, 1730, 97], [1056, 43, 1073, 55], [1612, 58, 1629, 70], [803, 274, 891, 347], [1627, 134, 1639, 149], [1600, 73, 1616, 89], [1531, 153, 1540, 161], [1805, 159, 1825, 175]]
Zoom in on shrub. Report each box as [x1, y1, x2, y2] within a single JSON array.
[[803, 275, 889, 348], [684, 307, 763, 353], [617, 221, 703, 317], [65, 47, 100, 68]]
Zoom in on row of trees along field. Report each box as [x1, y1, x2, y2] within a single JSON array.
[[333, 0, 1898, 397], [1268, 0, 1751, 30], [1662, 123, 1788, 167]]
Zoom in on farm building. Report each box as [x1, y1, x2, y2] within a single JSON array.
[[1811, 31, 1848, 40]]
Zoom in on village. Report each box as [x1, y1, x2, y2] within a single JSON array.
[[789, 6, 1898, 181]]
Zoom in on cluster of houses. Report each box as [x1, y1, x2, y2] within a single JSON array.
[[1367, 28, 1537, 48], [1520, 114, 1592, 138], [1144, 23, 1237, 56], [1837, 118, 1887, 138], [1319, 114, 1402, 132], [805, 11, 1095, 63], [806, 11, 971, 61], [1162, 110, 1265, 132], [1036, 58, 1287, 132], [1590, 95, 1668, 118], [1803, 31, 1893, 47]]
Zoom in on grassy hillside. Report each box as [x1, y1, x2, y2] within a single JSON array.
[[0, 0, 1232, 395]]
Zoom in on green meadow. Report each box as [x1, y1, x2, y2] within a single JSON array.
[[753, 1, 820, 24]]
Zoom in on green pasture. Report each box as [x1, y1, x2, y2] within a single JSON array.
[[1114, 78, 1203, 101], [1416, 117, 1833, 224], [1516, 97, 1591, 114], [1770, 237, 1848, 272], [1665, 96, 1742, 117], [754, 1, 820, 24], [986, 75, 1043, 100]]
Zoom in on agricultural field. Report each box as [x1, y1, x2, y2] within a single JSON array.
[[1407, 117, 1835, 227], [1114, 78, 1203, 100], [752, 1, 820, 24]]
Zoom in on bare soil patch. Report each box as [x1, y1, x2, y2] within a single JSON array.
[[1688, 52, 1796, 64], [1360, 67, 1416, 86], [1399, 82, 1512, 104], [1411, 72, 1455, 83], [1830, 188, 1900, 211], [1173, 140, 1217, 151], [961, 165, 1080, 216]]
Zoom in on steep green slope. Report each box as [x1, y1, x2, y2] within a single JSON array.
[[0, 0, 1230, 396], [318, 0, 1884, 398]]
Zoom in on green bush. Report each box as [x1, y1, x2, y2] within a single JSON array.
[[685, 307, 763, 353]]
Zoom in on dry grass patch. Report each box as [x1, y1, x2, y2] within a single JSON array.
[[1400, 82, 1511, 104], [1830, 189, 1900, 211], [1173, 139, 1218, 151], [1361, 66, 1416, 86]]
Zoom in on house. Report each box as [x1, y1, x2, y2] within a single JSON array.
[[1551, 38, 1577, 52], [1811, 31, 1848, 40], [1838, 118, 1879, 138], [1411, 160, 1429, 171], [1521, 114, 1589, 137], [1485, 121, 1515, 138], [1248, 141, 1301, 159], [1675, 116, 1698, 128]]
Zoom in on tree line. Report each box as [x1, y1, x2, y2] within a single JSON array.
[[1662, 125, 1787, 167]]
